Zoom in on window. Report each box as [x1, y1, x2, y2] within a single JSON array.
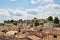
[[54, 35, 57, 40], [54, 35, 57, 38], [40, 29, 43, 32]]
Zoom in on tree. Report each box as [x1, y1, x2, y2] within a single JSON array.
[[4, 20, 7, 23], [32, 18, 39, 26], [48, 16, 53, 21], [0, 23, 4, 26], [10, 20, 14, 23], [54, 17, 59, 24], [35, 20, 39, 26], [32, 17, 37, 22], [32, 18, 40, 26], [4, 20, 10, 23]]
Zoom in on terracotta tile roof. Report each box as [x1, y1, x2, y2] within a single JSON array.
[[27, 35, 41, 40], [41, 27, 60, 35], [15, 34, 26, 38], [0, 32, 5, 36], [6, 31, 18, 36]]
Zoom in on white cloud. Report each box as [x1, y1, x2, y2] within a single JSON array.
[[44, 0, 54, 3], [44, 4, 60, 9], [0, 9, 28, 23], [31, 0, 54, 4], [0, 4, 60, 22], [37, 4, 60, 18], [0, 9, 10, 16], [26, 4, 60, 19], [31, 0, 41, 4]]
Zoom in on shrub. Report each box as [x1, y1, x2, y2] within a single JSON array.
[[35, 20, 39, 26], [48, 16, 53, 21], [13, 22, 17, 26], [0, 23, 4, 26], [54, 17, 59, 24], [2, 29, 8, 33], [40, 22, 44, 25]]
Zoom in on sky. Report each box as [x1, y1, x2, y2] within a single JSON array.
[[0, 0, 60, 23]]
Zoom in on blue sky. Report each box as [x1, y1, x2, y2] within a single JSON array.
[[0, 0, 60, 23], [0, 0, 40, 9]]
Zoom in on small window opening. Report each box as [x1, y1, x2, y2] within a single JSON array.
[[40, 29, 43, 32], [54, 35, 57, 38]]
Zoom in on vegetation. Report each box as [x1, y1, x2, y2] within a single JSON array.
[[0, 16, 60, 28], [4, 20, 18, 26], [4, 20, 10, 23], [2, 29, 8, 33], [49, 21, 54, 23], [13, 22, 17, 26], [4, 20, 7, 23], [48, 16, 53, 21], [32, 18, 40, 26], [40, 22, 44, 25], [0, 23, 4, 26], [34, 20, 39, 26], [39, 20, 45, 25], [10, 20, 14, 23], [55, 24, 60, 27], [54, 17, 59, 24]]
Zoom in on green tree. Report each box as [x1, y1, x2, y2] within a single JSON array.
[[32, 18, 40, 26], [35, 20, 39, 26], [4, 20, 10, 23], [54, 17, 59, 24], [0, 23, 4, 26], [4, 20, 7, 23], [10, 20, 14, 23], [32, 17, 37, 22], [48, 16, 53, 21]]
